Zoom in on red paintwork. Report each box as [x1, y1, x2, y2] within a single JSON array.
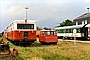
[[88, 28, 90, 39], [88, 32, 90, 37], [4, 30, 36, 41], [39, 31, 58, 43]]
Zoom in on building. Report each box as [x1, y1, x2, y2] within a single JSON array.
[[73, 13, 90, 25]]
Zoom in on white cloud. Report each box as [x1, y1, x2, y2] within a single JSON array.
[[85, 0, 90, 3]]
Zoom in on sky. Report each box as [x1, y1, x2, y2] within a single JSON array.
[[0, 0, 90, 32]]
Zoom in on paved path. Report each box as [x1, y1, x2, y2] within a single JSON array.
[[58, 39, 90, 43]]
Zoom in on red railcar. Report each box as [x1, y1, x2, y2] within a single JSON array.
[[39, 30, 58, 44], [3, 20, 36, 44]]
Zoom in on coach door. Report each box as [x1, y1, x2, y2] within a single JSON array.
[[24, 32, 28, 39], [84, 27, 88, 40], [88, 28, 90, 39]]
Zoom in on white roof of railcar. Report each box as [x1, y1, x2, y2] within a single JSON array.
[[13, 20, 36, 23], [4, 20, 36, 30], [41, 29, 55, 32], [55, 24, 85, 29]]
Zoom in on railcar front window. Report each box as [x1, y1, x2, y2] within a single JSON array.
[[50, 31, 54, 35], [41, 32, 44, 35], [44, 32, 50, 35], [47, 32, 50, 35], [17, 24, 34, 29]]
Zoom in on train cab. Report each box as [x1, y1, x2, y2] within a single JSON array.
[[3, 20, 37, 44], [39, 30, 58, 44]]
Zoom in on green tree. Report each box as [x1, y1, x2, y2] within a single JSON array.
[[57, 19, 73, 27], [43, 27, 51, 30], [37, 27, 42, 30]]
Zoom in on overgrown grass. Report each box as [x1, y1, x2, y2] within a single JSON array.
[[1, 37, 90, 60]]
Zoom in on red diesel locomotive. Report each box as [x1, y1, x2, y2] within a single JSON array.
[[3, 20, 37, 44], [39, 30, 58, 44]]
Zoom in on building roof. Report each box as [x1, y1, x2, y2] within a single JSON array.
[[85, 24, 90, 27], [74, 13, 90, 20], [54, 24, 84, 29]]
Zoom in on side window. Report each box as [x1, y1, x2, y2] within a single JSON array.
[[80, 28, 83, 33], [68, 29, 70, 33], [66, 29, 68, 33], [45, 32, 48, 35], [56, 30, 59, 33], [70, 29, 73, 33], [56, 29, 65, 33], [50, 31, 54, 35], [60, 29, 65, 33], [47, 32, 50, 35], [42, 32, 44, 35], [77, 28, 80, 33]]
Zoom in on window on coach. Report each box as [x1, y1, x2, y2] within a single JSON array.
[[60, 29, 65, 33], [77, 28, 80, 33], [50, 31, 54, 35]]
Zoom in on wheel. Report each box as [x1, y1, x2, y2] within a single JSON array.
[[52, 42, 57, 45], [13, 48, 18, 56], [41, 42, 45, 45]]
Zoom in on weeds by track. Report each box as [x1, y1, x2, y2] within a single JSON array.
[[1, 37, 90, 60]]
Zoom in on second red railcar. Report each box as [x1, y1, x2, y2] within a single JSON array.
[[39, 30, 58, 44]]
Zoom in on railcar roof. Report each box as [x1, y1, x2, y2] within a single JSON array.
[[4, 20, 36, 31], [55, 24, 85, 29], [13, 20, 36, 23], [41, 30, 55, 31]]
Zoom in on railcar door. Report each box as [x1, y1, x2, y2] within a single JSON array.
[[24, 32, 28, 39], [84, 27, 88, 40], [88, 27, 90, 40]]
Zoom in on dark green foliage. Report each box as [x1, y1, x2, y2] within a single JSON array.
[[43, 27, 51, 30], [37, 26, 42, 30], [0, 33, 2, 37], [57, 19, 73, 27]]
